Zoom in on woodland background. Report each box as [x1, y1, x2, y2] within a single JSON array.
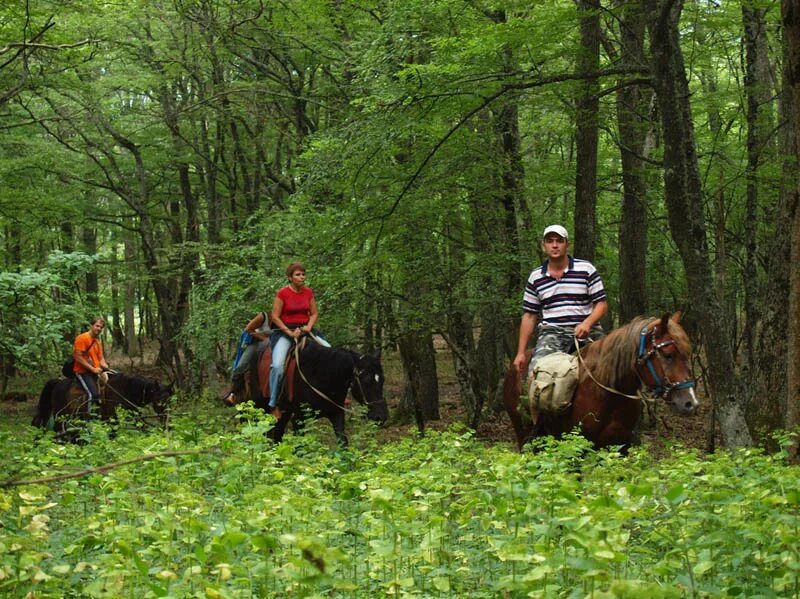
[[1, 0, 799, 454]]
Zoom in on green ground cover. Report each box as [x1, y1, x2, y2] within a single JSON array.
[[0, 403, 798, 598]]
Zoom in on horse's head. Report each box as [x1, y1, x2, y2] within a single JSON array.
[[147, 379, 174, 415], [351, 352, 389, 425], [637, 312, 699, 415]]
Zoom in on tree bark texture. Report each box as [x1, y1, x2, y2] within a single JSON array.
[[396, 328, 440, 422], [748, 8, 794, 444], [742, 2, 775, 365], [573, 0, 601, 262], [647, 0, 752, 448], [615, 0, 650, 322], [781, 0, 800, 462], [123, 234, 138, 357]]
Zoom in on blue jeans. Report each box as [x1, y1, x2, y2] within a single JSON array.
[[268, 331, 330, 408], [231, 342, 259, 379]]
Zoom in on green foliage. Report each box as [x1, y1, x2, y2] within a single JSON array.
[[0, 252, 97, 372], [1, 409, 798, 597]]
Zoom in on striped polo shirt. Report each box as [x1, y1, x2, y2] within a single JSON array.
[[522, 256, 607, 327]]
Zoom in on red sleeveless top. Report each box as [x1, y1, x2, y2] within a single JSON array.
[[276, 286, 314, 326]]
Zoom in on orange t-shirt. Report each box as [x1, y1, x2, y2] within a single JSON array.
[[73, 332, 104, 375]]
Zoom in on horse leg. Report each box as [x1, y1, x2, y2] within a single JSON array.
[[503, 360, 534, 451], [329, 411, 348, 447], [99, 400, 119, 438], [269, 410, 291, 443]]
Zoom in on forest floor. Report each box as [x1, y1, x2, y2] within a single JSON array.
[[2, 342, 719, 455]]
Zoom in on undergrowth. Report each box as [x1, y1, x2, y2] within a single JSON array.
[[0, 402, 798, 598]]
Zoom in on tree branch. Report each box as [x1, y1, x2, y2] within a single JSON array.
[[0, 448, 222, 488]]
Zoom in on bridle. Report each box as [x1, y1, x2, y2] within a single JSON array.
[[636, 325, 697, 399], [576, 323, 696, 402]]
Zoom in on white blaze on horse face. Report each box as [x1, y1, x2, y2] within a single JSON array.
[[375, 374, 380, 383], [672, 386, 699, 415]]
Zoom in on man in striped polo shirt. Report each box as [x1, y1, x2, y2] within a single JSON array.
[[512, 224, 608, 377]]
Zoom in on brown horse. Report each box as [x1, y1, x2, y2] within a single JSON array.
[[32, 373, 173, 440], [503, 313, 698, 451]]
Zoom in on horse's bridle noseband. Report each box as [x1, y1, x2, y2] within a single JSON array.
[[350, 362, 384, 407], [636, 326, 696, 399]]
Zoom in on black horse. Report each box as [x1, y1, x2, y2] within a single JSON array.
[[273, 340, 389, 445], [32, 372, 173, 438], [228, 337, 389, 445]]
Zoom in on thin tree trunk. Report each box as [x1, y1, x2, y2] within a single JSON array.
[[573, 0, 601, 261], [123, 234, 138, 357], [616, 0, 650, 322], [396, 329, 440, 423], [781, 0, 800, 462], [742, 2, 774, 364], [745, 2, 787, 443], [83, 225, 98, 310], [109, 252, 125, 350]]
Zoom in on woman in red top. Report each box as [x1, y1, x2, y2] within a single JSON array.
[[268, 262, 330, 414]]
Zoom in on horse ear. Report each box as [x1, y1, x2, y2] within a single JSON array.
[[670, 310, 683, 324]]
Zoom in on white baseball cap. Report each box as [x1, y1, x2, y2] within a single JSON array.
[[542, 224, 568, 240]]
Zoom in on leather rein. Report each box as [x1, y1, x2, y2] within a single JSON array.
[[291, 336, 377, 415]]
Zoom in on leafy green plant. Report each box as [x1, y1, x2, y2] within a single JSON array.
[[1, 407, 799, 598]]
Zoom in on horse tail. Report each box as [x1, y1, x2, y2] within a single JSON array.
[[32, 378, 60, 428], [503, 361, 534, 451]]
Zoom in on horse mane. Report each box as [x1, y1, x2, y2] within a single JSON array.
[[579, 315, 691, 387]]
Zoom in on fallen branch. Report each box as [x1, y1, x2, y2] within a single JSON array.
[[0, 448, 222, 488]]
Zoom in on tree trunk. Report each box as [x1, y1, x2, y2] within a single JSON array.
[[109, 252, 125, 350], [444, 312, 486, 429], [615, 0, 650, 322], [82, 225, 98, 310], [746, 3, 788, 444], [396, 328, 440, 423], [123, 234, 138, 357], [781, 0, 800, 462], [742, 2, 775, 365], [573, 0, 601, 261], [647, 0, 752, 448]]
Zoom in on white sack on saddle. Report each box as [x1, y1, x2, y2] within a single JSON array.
[[528, 351, 579, 414]]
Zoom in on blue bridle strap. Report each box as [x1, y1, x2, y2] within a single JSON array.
[[637, 326, 697, 398]]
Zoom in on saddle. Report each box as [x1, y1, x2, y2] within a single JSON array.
[[233, 339, 305, 410], [244, 341, 297, 400]]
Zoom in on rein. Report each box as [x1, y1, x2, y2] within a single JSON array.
[[574, 337, 643, 401], [104, 380, 147, 412], [291, 338, 362, 416]]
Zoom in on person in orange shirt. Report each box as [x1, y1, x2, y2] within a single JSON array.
[[73, 317, 110, 409]]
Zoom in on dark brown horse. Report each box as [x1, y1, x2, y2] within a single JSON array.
[[503, 313, 698, 451], [32, 372, 173, 439]]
